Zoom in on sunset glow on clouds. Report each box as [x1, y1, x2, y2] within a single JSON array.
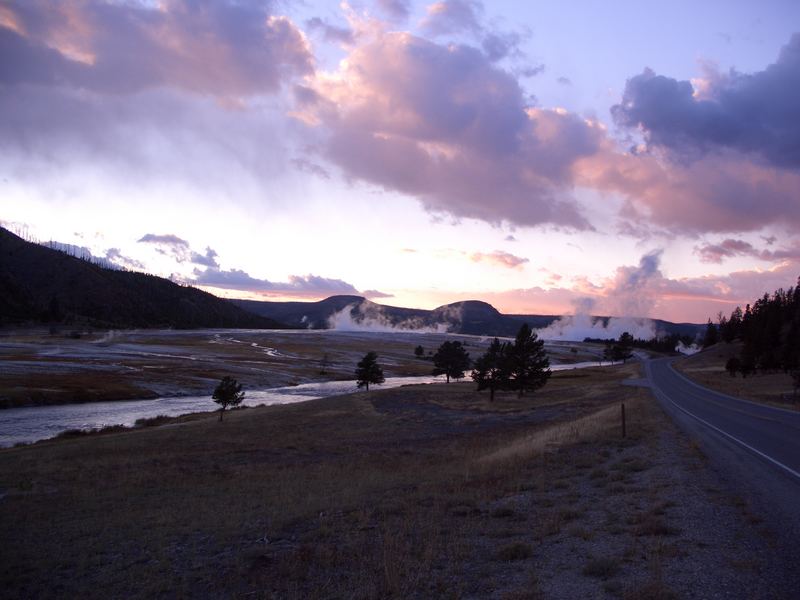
[[2, 0, 800, 322]]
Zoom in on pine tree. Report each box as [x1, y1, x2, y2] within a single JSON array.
[[506, 324, 551, 397], [702, 319, 718, 348], [612, 332, 635, 363], [432, 340, 471, 383], [212, 376, 245, 421], [355, 351, 385, 391], [471, 338, 509, 401]]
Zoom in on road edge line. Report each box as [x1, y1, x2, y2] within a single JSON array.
[[665, 359, 800, 416], [650, 384, 800, 483]]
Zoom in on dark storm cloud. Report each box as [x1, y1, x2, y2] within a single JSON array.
[[613, 33, 800, 169]]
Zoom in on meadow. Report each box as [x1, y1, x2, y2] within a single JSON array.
[[0, 361, 776, 598]]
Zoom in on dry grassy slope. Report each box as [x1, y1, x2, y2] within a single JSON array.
[[674, 341, 799, 408], [0, 363, 784, 598]]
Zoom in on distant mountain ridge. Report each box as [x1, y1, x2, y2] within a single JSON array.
[[0, 225, 704, 337], [0, 227, 285, 329], [232, 296, 703, 339]]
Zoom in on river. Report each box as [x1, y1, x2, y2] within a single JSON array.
[[0, 362, 603, 447]]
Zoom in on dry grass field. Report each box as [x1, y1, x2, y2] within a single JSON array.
[[674, 342, 800, 409], [0, 363, 781, 598]]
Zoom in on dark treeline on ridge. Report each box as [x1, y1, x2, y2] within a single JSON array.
[[704, 277, 800, 378], [583, 333, 696, 354], [0, 227, 284, 329]]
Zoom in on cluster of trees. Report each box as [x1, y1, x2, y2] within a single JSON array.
[[471, 324, 551, 401], [213, 324, 553, 419], [705, 278, 800, 383], [584, 332, 694, 355], [353, 324, 552, 400], [602, 332, 634, 364]]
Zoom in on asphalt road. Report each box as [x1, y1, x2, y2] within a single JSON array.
[[646, 358, 800, 479], [646, 357, 800, 594]]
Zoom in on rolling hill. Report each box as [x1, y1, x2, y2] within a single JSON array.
[[232, 295, 703, 339], [0, 227, 285, 329]]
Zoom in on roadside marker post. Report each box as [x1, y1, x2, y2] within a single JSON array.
[[621, 403, 626, 438]]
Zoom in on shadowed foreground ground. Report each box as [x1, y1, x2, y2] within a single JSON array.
[[0, 364, 788, 598]]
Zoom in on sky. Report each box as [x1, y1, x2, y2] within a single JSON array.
[[2, 0, 800, 323]]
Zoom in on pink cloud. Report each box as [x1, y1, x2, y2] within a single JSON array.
[[695, 238, 800, 263], [482, 255, 800, 323], [1, 0, 312, 97], [301, 30, 602, 229], [470, 250, 528, 269], [576, 146, 800, 234]]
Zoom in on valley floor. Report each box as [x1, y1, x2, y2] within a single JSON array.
[[0, 328, 602, 407], [0, 364, 791, 598]]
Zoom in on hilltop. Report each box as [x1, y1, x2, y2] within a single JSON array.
[[233, 295, 702, 339]]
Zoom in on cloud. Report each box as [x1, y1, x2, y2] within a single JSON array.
[[291, 157, 331, 179], [1, 0, 313, 97], [301, 28, 602, 229], [376, 0, 411, 21], [695, 238, 800, 263], [105, 248, 145, 271], [138, 233, 188, 247], [504, 234, 517, 242], [190, 247, 219, 269], [576, 137, 800, 234], [138, 233, 191, 261], [470, 250, 529, 269], [481, 30, 524, 62], [0, 1, 312, 200], [306, 17, 354, 45], [612, 34, 800, 170], [192, 268, 363, 298], [138, 233, 219, 267], [421, 0, 483, 37], [363, 289, 394, 299]]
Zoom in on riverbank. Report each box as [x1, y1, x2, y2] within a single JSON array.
[[0, 363, 787, 598]]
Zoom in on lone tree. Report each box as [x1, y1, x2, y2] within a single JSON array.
[[507, 323, 551, 397], [432, 340, 471, 383], [356, 351, 385, 391], [212, 376, 245, 421], [471, 337, 509, 402], [414, 345, 425, 358]]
